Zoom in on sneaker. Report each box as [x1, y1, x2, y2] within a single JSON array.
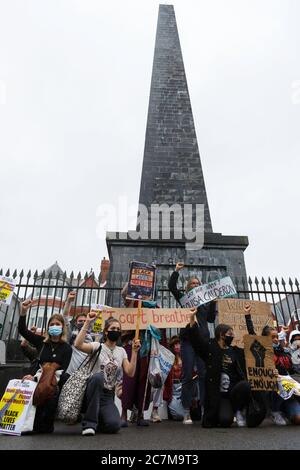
[[82, 428, 96, 436], [121, 420, 128, 428], [271, 411, 287, 426], [183, 414, 193, 424], [236, 410, 247, 427], [137, 418, 150, 426], [150, 410, 162, 423]]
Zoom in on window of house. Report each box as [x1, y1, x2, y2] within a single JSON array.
[[83, 289, 97, 306]]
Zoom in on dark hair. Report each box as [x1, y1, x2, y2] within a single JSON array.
[[75, 312, 87, 322], [169, 335, 180, 350], [215, 324, 232, 341], [261, 326, 277, 337]]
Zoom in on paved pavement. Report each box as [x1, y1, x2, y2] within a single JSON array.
[[0, 419, 299, 450]]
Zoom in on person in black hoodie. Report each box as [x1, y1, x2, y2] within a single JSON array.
[[168, 262, 216, 424], [187, 305, 267, 428], [18, 300, 72, 433]]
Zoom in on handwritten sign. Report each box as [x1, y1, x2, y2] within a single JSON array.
[[180, 276, 236, 308], [217, 299, 273, 347], [244, 335, 277, 391], [101, 307, 192, 330], [127, 261, 156, 301], [0, 276, 16, 306]]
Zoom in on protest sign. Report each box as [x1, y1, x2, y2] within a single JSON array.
[[101, 307, 192, 330], [244, 334, 277, 392], [0, 379, 37, 436], [126, 261, 156, 301], [277, 375, 300, 400], [90, 304, 107, 333], [217, 299, 273, 347], [180, 276, 236, 308], [0, 276, 16, 306]]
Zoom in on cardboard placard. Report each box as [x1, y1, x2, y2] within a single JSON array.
[[180, 276, 236, 308], [101, 307, 192, 330], [126, 261, 156, 301], [244, 334, 277, 391], [217, 299, 273, 347]]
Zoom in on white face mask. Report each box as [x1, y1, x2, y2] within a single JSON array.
[[292, 339, 300, 350]]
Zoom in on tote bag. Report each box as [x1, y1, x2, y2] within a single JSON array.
[[57, 345, 102, 424]]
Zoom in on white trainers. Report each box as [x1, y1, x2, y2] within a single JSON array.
[[236, 410, 247, 427], [183, 414, 193, 424], [151, 410, 162, 423], [271, 411, 287, 426], [82, 428, 96, 436]]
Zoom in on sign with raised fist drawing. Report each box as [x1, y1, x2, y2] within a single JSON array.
[[244, 334, 277, 392]]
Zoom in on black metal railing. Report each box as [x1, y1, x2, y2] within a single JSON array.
[[0, 269, 299, 361]]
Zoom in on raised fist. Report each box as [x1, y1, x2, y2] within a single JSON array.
[[175, 262, 184, 272], [244, 303, 252, 314], [21, 300, 33, 316]]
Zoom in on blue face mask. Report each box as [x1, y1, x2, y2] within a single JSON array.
[[48, 325, 62, 337], [273, 343, 280, 350]]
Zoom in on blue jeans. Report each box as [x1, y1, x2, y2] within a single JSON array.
[[180, 339, 206, 410], [270, 392, 300, 419], [168, 383, 185, 421]]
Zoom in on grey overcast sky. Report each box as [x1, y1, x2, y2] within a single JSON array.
[[0, 0, 299, 279]]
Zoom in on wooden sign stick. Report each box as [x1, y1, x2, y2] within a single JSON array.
[[135, 300, 142, 340]]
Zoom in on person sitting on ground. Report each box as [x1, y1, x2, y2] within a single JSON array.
[[74, 313, 141, 436], [18, 300, 72, 434], [163, 335, 194, 421], [187, 304, 267, 428], [262, 325, 300, 426]]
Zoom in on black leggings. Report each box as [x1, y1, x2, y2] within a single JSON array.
[[218, 381, 266, 428]]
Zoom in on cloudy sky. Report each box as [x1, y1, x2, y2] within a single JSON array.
[[0, 0, 299, 280]]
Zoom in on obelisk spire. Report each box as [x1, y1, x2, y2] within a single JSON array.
[[138, 4, 213, 233]]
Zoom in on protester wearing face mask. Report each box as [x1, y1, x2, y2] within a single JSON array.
[[287, 330, 300, 375], [74, 314, 141, 436], [187, 307, 267, 428], [18, 300, 72, 433], [262, 326, 300, 425], [168, 262, 216, 424]]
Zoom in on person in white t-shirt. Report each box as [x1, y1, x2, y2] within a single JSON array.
[[75, 312, 141, 436]]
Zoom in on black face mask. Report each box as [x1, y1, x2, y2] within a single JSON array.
[[107, 330, 121, 342], [224, 335, 234, 347], [76, 321, 85, 331]]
